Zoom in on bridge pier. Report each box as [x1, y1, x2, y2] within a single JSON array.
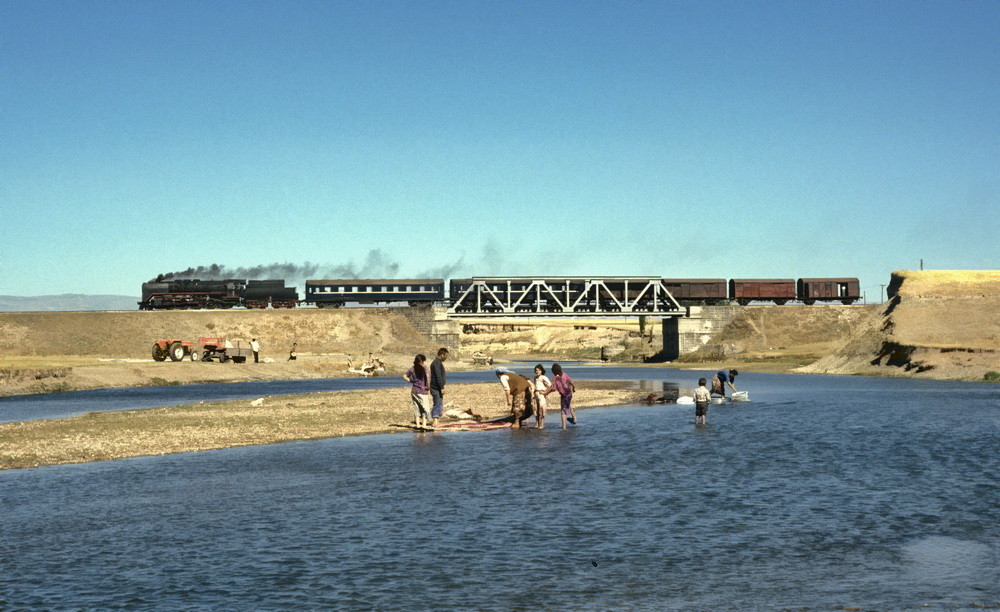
[[661, 306, 742, 361], [400, 306, 463, 354]]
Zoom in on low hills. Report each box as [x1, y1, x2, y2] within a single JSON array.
[[0, 294, 139, 312]]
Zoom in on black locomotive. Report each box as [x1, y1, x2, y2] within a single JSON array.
[[139, 279, 298, 310]]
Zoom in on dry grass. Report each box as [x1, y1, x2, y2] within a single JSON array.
[[0, 308, 430, 358], [0, 381, 641, 470], [892, 270, 1000, 297]]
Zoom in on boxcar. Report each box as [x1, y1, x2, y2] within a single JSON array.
[[305, 279, 445, 308], [661, 279, 728, 303], [797, 278, 860, 305], [729, 279, 797, 305]]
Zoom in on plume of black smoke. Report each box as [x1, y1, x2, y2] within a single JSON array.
[[151, 250, 468, 289]]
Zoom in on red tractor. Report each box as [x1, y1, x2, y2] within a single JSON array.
[[151, 339, 200, 362]]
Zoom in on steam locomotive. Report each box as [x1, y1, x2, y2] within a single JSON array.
[[139, 276, 860, 310], [139, 279, 298, 310]]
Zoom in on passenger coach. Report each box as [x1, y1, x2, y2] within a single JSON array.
[[305, 279, 445, 308]]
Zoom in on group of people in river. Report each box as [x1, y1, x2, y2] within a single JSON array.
[[403, 351, 738, 429], [693, 369, 739, 425], [401, 349, 577, 430], [493, 363, 576, 429]]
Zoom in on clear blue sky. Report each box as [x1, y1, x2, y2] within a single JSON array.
[[2, 1, 997, 301]]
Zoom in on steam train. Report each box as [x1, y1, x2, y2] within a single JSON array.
[[139, 276, 860, 310], [139, 279, 299, 310]]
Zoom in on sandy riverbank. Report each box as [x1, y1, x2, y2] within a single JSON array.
[[0, 381, 642, 470]]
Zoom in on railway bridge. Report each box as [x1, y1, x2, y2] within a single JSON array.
[[404, 278, 742, 360], [446, 277, 686, 318]]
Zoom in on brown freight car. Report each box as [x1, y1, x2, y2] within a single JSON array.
[[797, 278, 860, 305], [661, 279, 728, 303], [729, 279, 797, 305]]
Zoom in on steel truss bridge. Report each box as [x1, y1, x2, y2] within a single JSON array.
[[447, 277, 685, 318]]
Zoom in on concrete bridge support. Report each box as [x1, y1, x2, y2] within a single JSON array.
[[661, 306, 742, 361], [400, 306, 463, 355]]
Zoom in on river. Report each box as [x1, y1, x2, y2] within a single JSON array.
[[2, 367, 998, 609]]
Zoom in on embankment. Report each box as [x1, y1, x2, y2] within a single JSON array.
[[0, 309, 436, 395], [801, 271, 1000, 380]]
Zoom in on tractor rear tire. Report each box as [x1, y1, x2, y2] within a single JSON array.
[[169, 342, 185, 362], [152, 343, 167, 362]]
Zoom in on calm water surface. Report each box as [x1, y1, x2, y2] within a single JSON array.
[[2, 369, 998, 609]]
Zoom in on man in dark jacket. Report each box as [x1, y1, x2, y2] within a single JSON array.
[[430, 348, 448, 427]]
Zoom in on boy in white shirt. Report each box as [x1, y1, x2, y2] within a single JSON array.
[[693, 377, 711, 425]]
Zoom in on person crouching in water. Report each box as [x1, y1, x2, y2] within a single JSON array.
[[403, 354, 432, 428], [711, 369, 738, 399], [495, 367, 533, 428], [545, 363, 576, 428], [533, 364, 552, 429], [694, 377, 711, 425]]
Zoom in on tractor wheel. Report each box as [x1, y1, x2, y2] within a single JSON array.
[[219, 352, 230, 363], [151, 343, 167, 362], [190, 349, 201, 362], [169, 342, 185, 362]]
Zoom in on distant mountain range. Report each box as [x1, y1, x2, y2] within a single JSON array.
[[0, 294, 140, 312]]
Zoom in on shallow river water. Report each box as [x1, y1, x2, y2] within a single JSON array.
[[2, 368, 998, 609]]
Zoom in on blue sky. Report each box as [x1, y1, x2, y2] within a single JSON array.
[[2, 0, 997, 301]]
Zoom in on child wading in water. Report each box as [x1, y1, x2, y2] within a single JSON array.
[[545, 363, 576, 428], [533, 364, 552, 429], [693, 377, 711, 425]]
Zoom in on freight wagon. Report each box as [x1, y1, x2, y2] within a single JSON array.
[[797, 278, 861, 305], [729, 279, 797, 306]]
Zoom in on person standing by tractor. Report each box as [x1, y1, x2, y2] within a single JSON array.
[[251, 338, 260, 363], [429, 348, 449, 427]]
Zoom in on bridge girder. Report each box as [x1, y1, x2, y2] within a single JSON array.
[[447, 277, 685, 318]]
